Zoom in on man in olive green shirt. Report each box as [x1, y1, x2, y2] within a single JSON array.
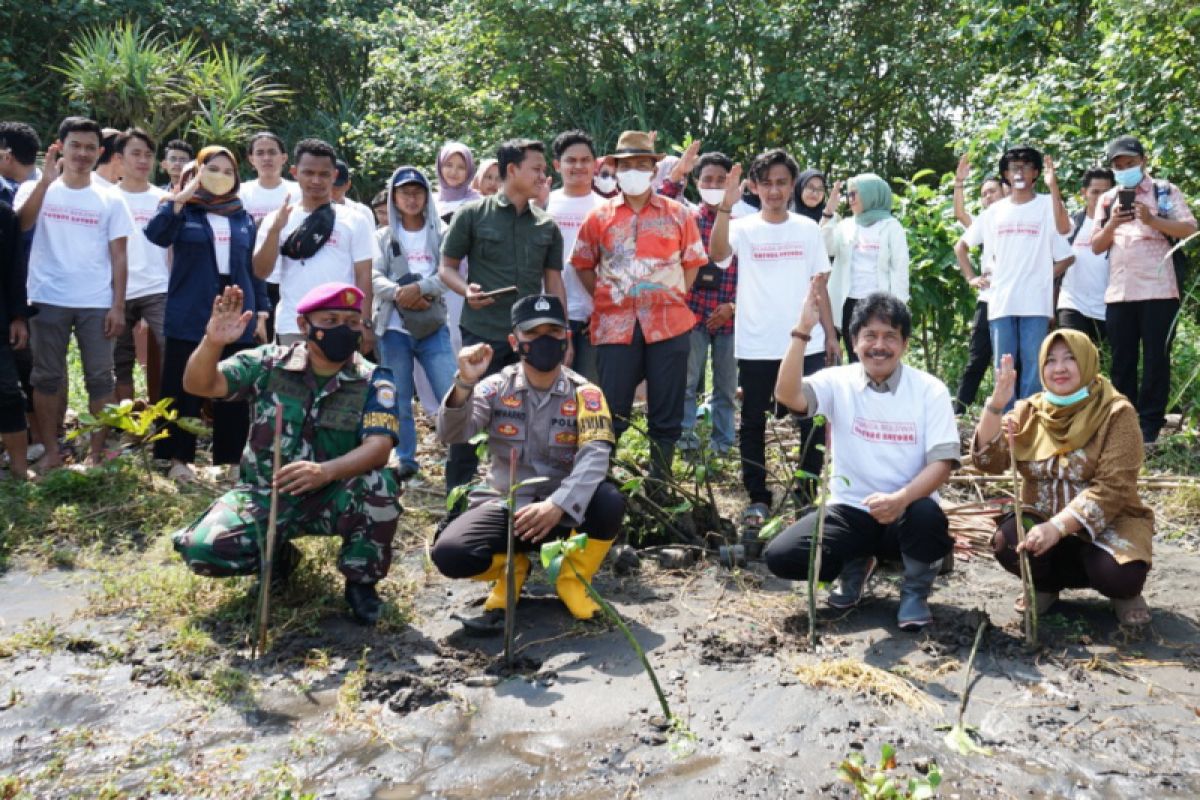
[[438, 138, 568, 500]]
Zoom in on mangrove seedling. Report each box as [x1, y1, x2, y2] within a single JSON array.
[[838, 742, 943, 799], [1004, 425, 1039, 648], [540, 534, 677, 728]]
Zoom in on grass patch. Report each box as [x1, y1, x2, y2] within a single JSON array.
[[0, 456, 211, 571]]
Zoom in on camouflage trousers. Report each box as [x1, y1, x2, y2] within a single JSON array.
[[173, 471, 401, 584]]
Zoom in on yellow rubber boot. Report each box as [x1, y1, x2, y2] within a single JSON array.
[[476, 552, 530, 612], [555, 537, 613, 619]]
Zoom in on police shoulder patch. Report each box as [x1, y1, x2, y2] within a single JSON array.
[[374, 379, 397, 409], [580, 386, 603, 412]]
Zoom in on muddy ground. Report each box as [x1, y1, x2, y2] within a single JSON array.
[[3, 512, 1200, 798]]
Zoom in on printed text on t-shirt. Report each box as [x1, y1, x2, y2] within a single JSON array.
[[749, 242, 806, 261], [852, 417, 917, 444]]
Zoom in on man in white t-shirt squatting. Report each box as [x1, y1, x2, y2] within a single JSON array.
[[546, 129, 602, 381], [956, 144, 1073, 407], [253, 139, 376, 351], [709, 148, 838, 518], [767, 291, 960, 631], [19, 117, 132, 469], [112, 128, 170, 402]]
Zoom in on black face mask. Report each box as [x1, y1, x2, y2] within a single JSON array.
[[518, 334, 567, 372], [307, 322, 361, 363]]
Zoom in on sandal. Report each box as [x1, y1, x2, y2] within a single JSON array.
[[1113, 595, 1151, 627], [168, 462, 196, 484], [1013, 590, 1059, 614]]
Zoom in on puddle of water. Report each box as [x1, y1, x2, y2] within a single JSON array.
[[0, 570, 94, 629]]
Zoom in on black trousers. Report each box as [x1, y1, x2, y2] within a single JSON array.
[[1106, 298, 1178, 441], [0, 339, 26, 433], [265, 282, 280, 342], [993, 515, 1147, 599], [840, 298, 859, 363], [430, 481, 626, 579], [596, 322, 690, 470], [1055, 307, 1106, 345], [764, 498, 952, 582], [444, 329, 518, 495], [738, 354, 826, 507], [954, 300, 993, 415], [154, 338, 252, 465]]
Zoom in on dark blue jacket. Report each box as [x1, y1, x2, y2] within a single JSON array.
[[0, 202, 27, 331], [144, 203, 267, 343]]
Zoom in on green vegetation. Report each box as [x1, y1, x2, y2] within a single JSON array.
[[4, 1, 1200, 419], [0, 457, 211, 571]]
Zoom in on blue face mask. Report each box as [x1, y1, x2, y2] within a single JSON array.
[[1045, 386, 1090, 406], [1113, 165, 1143, 188]]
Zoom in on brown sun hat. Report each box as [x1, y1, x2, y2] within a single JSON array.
[[605, 130, 665, 165]]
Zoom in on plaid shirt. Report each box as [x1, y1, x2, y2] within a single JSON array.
[[661, 179, 737, 335]]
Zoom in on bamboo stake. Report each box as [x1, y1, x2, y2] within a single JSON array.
[[1005, 427, 1038, 649], [254, 401, 285, 657], [504, 446, 518, 670], [808, 456, 832, 650]]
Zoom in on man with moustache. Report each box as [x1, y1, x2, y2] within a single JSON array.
[[767, 291, 960, 632]]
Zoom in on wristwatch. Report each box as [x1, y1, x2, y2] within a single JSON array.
[[453, 372, 477, 391], [1048, 517, 1067, 536]]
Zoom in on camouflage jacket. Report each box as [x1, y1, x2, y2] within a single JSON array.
[[436, 364, 614, 525], [219, 343, 401, 487]]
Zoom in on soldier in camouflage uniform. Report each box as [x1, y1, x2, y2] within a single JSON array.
[[432, 294, 624, 630], [172, 281, 401, 624]]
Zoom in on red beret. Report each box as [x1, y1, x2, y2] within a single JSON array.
[[296, 282, 363, 314]]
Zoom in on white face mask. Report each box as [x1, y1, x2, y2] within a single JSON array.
[[699, 188, 726, 207], [200, 170, 235, 196], [593, 175, 617, 194], [616, 168, 654, 196]]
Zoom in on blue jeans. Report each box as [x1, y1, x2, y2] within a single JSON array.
[[989, 316, 1050, 408], [379, 327, 456, 471], [679, 327, 736, 451]]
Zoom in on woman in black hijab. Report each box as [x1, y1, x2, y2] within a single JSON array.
[[791, 168, 829, 223]]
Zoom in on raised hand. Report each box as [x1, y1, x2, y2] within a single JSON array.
[[955, 153, 971, 185], [992, 353, 1017, 409], [722, 163, 744, 210], [797, 272, 828, 335], [824, 180, 843, 216], [456, 342, 493, 384], [672, 139, 702, 183], [1042, 155, 1059, 191], [271, 195, 294, 234], [204, 286, 253, 346], [39, 143, 62, 186]]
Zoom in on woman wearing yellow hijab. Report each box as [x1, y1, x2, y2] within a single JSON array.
[[971, 329, 1153, 625]]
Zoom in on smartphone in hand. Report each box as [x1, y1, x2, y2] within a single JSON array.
[[1117, 188, 1136, 213], [476, 285, 518, 299]]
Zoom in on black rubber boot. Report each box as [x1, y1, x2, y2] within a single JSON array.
[[345, 582, 383, 626]]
